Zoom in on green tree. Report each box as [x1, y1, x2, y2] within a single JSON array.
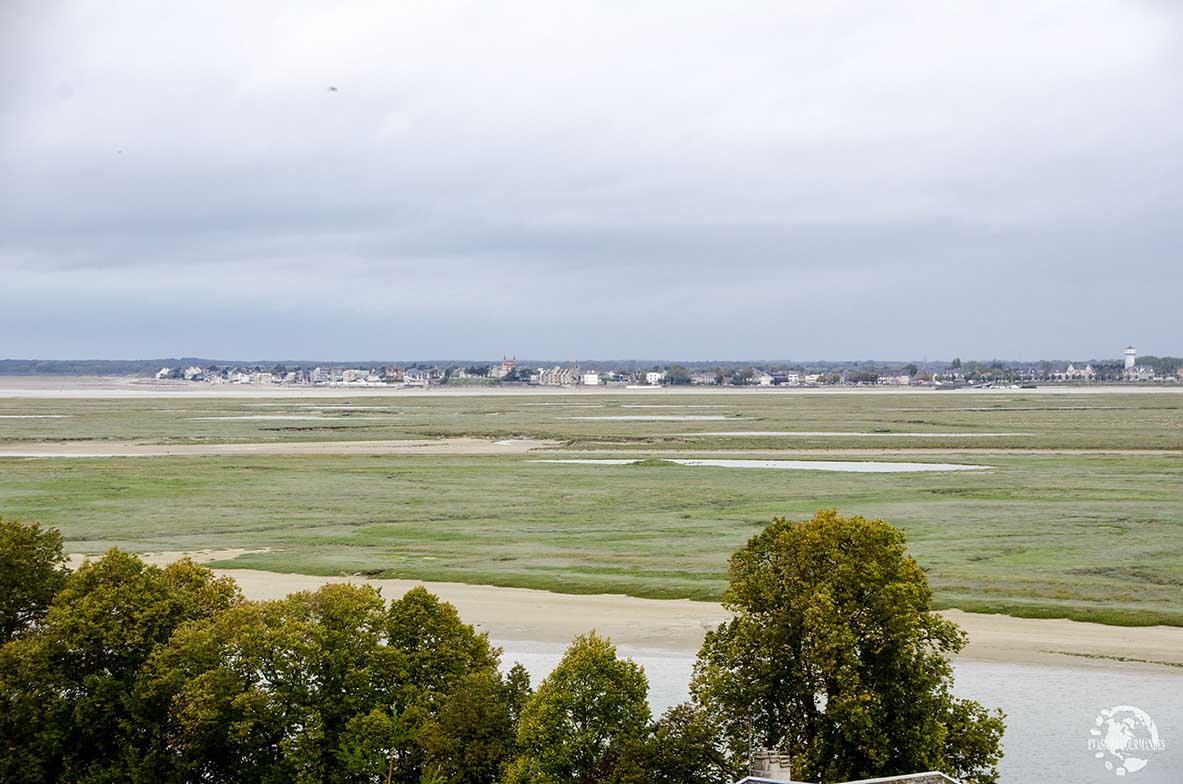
[[664, 365, 692, 385], [143, 583, 407, 783], [504, 662, 533, 726], [730, 367, 756, 386], [385, 585, 501, 703], [505, 633, 650, 784], [612, 703, 735, 784], [0, 517, 69, 644], [419, 669, 526, 784], [0, 550, 240, 784], [904, 363, 919, 377], [140, 584, 504, 784], [691, 510, 1005, 784]]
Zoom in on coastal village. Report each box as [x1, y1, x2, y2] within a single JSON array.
[[155, 346, 1182, 389]]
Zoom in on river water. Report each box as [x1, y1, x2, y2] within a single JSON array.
[[497, 641, 1182, 783]]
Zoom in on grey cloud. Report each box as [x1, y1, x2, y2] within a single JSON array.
[[2, 0, 1181, 359]]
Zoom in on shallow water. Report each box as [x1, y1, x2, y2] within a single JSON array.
[[188, 415, 384, 421], [533, 458, 990, 473], [568, 415, 740, 421], [618, 404, 730, 409], [0, 414, 76, 419], [684, 431, 1035, 438], [314, 406, 403, 411], [497, 641, 1183, 783]]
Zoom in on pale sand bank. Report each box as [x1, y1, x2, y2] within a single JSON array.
[[67, 548, 272, 570], [0, 437, 557, 458], [67, 550, 1182, 672], [219, 571, 1183, 671]]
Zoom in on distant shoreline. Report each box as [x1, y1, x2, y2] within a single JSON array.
[[3, 375, 1181, 399]]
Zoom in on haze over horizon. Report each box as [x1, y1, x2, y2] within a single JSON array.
[[0, 351, 1174, 366], [3, 1, 1181, 360]]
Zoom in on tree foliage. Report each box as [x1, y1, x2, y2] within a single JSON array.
[[846, 371, 880, 385], [0, 515, 1005, 783], [611, 703, 736, 784], [0, 517, 69, 644], [691, 510, 1005, 784], [0, 546, 522, 784], [141, 584, 510, 784], [506, 633, 650, 784], [0, 550, 241, 783]]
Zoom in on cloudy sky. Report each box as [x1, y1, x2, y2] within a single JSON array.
[[2, 1, 1180, 361]]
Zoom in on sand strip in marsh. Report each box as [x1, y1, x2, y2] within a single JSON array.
[[0, 437, 557, 458], [214, 570, 1183, 672], [68, 550, 1183, 673]]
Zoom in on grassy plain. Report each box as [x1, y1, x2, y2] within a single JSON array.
[[1, 388, 1181, 626]]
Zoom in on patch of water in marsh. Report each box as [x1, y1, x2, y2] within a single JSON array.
[[566, 415, 744, 421], [0, 414, 76, 419], [680, 431, 1036, 438], [617, 404, 730, 409], [532, 458, 990, 473], [188, 415, 386, 421]]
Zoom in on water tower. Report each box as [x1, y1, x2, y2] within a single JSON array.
[[1124, 346, 1137, 370]]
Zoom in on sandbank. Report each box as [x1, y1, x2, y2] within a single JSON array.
[[0, 437, 556, 458]]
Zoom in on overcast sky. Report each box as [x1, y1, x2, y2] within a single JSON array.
[[2, 1, 1180, 361]]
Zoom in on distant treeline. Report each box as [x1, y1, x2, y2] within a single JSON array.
[[1136, 356, 1183, 376], [0, 359, 495, 376]]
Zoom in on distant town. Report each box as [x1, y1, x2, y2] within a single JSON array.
[[138, 346, 1183, 389]]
